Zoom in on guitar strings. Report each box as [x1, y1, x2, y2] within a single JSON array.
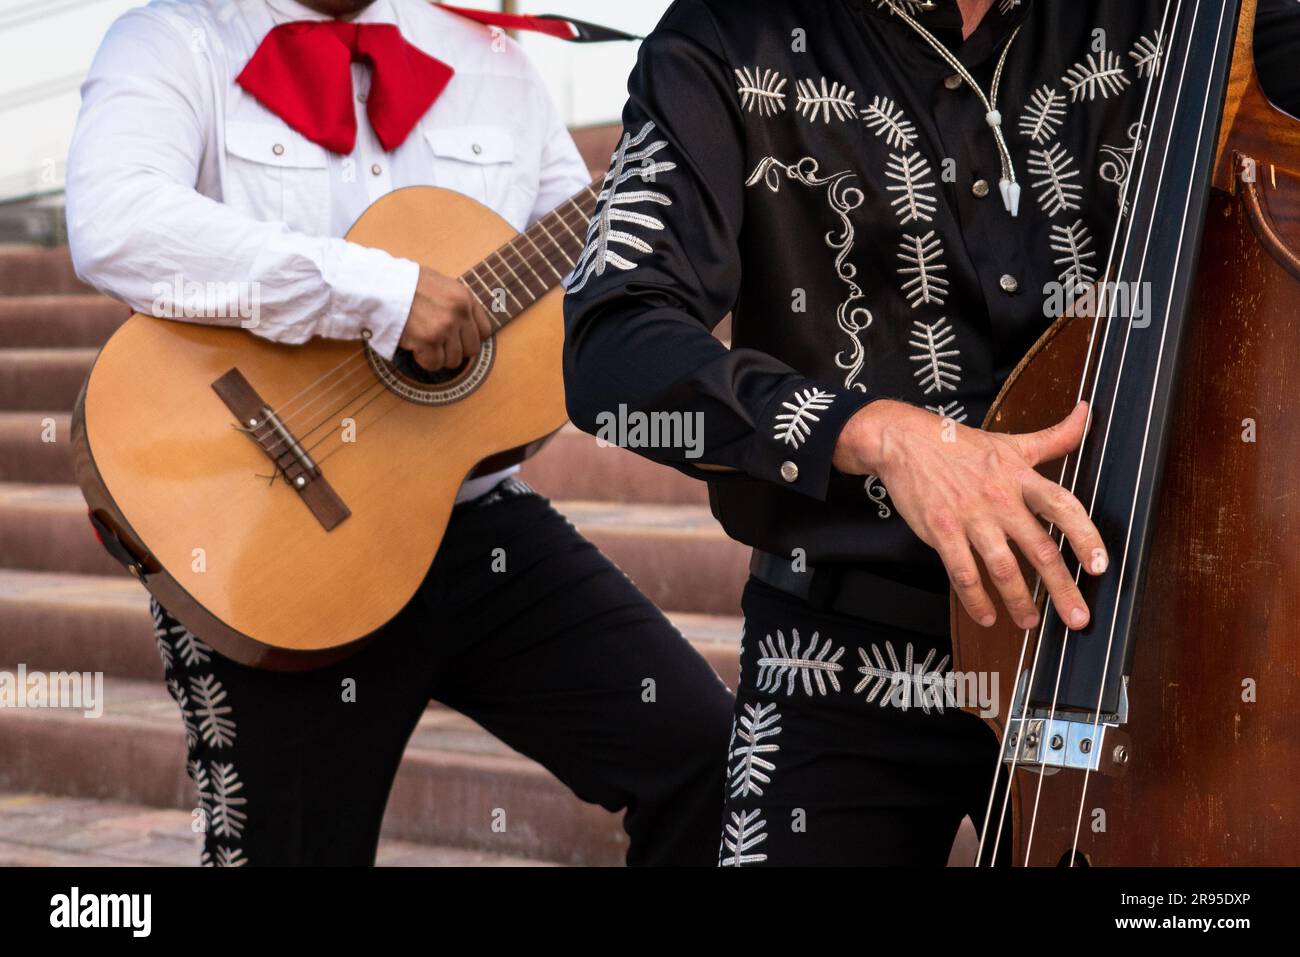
[[1062, 0, 1231, 867], [246, 196, 596, 460], [256, 195, 592, 438], [975, 0, 1182, 866]]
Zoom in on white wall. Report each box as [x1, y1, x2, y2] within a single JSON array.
[[0, 0, 670, 203]]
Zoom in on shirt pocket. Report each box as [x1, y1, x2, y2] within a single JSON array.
[[222, 120, 330, 235], [424, 125, 516, 211]]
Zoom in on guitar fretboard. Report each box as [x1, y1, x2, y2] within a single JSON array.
[[461, 178, 602, 327]]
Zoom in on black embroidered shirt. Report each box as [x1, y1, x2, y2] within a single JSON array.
[[562, 0, 1163, 590]]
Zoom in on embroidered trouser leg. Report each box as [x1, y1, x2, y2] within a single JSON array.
[[719, 578, 1003, 867], [153, 488, 733, 866]]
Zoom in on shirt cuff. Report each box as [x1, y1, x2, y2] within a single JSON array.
[[320, 242, 420, 361], [750, 378, 874, 500]]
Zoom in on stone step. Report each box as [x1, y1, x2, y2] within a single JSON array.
[[0, 483, 750, 615], [0, 567, 741, 687], [0, 675, 624, 864], [0, 295, 127, 348], [0, 412, 72, 484], [0, 791, 550, 866], [0, 348, 96, 412], [0, 246, 91, 297]]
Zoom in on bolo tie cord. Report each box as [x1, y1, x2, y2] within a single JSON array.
[[885, 0, 1024, 217]]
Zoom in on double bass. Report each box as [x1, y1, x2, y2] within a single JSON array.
[[956, 0, 1300, 866]]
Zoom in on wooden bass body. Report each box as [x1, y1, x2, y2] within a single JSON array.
[[953, 0, 1300, 865]]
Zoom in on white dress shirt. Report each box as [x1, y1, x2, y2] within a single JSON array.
[[66, 0, 590, 501]]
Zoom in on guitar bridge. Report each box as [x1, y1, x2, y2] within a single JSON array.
[[212, 368, 351, 531]]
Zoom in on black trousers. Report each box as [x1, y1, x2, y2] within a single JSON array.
[[719, 578, 1003, 866], [153, 485, 734, 866]]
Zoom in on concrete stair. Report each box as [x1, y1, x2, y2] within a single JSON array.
[[0, 245, 744, 866]]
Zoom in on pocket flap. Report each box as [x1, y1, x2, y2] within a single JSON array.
[[424, 125, 515, 164], [225, 121, 329, 169]]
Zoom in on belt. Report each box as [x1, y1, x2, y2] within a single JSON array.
[[748, 548, 951, 638]]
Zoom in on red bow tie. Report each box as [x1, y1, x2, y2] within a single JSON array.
[[237, 21, 454, 154]]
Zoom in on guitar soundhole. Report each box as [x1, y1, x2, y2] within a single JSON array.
[[389, 348, 467, 386], [365, 337, 495, 406]]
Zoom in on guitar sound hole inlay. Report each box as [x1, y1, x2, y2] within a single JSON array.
[[366, 337, 495, 405]]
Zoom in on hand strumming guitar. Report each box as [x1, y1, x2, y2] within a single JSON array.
[[833, 400, 1108, 633], [398, 266, 496, 372]]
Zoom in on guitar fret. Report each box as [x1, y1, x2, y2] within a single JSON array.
[[491, 247, 541, 306], [555, 207, 585, 245], [461, 269, 503, 329], [477, 258, 526, 313], [519, 231, 562, 283], [532, 222, 569, 281]]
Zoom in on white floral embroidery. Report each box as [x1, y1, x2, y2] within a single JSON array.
[[735, 66, 788, 117], [569, 122, 676, 295], [999, 0, 1022, 13], [1050, 219, 1098, 297], [926, 400, 968, 424], [1098, 121, 1146, 215], [885, 151, 938, 224], [1028, 142, 1083, 215], [854, 642, 953, 714], [860, 95, 917, 149], [755, 628, 844, 697], [720, 809, 768, 866], [909, 317, 961, 394], [1129, 30, 1163, 79], [864, 474, 892, 518], [1018, 84, 1068, 145], [169, 678, 199, 751], [1062, 49, 1130, 101], [189, 673, 237, 749], [773, 387, 835, 449], [795, 76, 858, 123], [201, 845, 248, 868], [206, 762, 248, 840], [746, 157, 873, 391], [728, 702, 782, 798], [897, 230, 948, 307]]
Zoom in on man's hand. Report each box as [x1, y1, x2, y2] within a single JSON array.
[[398, 266, 495, 371], [833, 399, 1107, 632]]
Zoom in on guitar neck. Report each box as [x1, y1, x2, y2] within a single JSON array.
[[461, 177, 603, 328]]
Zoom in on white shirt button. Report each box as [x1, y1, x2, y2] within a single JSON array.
[[357, 92, 368, 104], [371, 163, 382, 176], [271, 143, 284, 156], [471, 143, 483, 155], [1000, 274, 1020, 294], [780, 461, 799, 483]]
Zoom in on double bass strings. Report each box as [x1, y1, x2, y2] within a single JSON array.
[[976, 0, 1184, 866], [1063, 0, 1235, 867]]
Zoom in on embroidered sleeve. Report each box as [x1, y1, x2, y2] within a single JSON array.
[[561, 5, 871, 500]]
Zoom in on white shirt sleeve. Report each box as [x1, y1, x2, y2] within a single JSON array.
[[64, 8, 418, 361], [523, 58, 593, 226]]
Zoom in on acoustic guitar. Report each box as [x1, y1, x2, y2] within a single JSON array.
[[72, 180, 601, 669]]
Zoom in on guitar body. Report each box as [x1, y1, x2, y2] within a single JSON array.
[[952, 1, 1300, 865], [71, 187, 569, 669]]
